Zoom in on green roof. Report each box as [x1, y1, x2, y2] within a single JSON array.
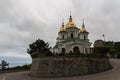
[[53, 45, 58, 48]]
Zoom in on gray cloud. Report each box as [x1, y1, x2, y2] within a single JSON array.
[[0, 0, 120, 62]]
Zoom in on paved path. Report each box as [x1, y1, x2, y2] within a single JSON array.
[[2, 59, 120, 80], [0, 73, 9, 80], [0, 74, 5, 80]]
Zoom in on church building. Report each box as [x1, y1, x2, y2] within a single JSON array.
[[53, 15, 92, 54]]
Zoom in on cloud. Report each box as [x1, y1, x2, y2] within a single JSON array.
[[0, 0, 120, 61], [0, 51, 30, 58]]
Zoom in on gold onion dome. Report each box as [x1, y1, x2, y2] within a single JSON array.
[[80, 19, 87, 32], [66, 15, 76, 28], [60, 21, 66, 31]]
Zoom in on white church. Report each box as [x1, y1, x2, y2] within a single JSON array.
[[53, 15, 92, 54]]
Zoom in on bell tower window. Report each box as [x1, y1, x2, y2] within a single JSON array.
[[71, 33, 73, 39], [84, 35, 86, 39], [62, 35, 64, 39]]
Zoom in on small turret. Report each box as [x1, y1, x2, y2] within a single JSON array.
[[60, 19, 66, 31], [80, 19, 87, 32]]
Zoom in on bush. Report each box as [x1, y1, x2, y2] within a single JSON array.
[[8, 64, 31, 70]]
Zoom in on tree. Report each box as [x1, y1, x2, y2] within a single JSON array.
[[27, 39, 51, 58], [0, 60, 9, 70], [112, 42, 120, 58], [109, 48, 117, 58], [93, 46, 110, 57]]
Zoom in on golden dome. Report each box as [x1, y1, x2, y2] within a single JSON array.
[[80, 27, 87, 32], [66, 15, 76, 28], [66, 22, 76, 28], [60, 27, 65, 31]]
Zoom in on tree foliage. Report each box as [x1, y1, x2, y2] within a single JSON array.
[[27, 39, 51, 57], [0, 60, 9, 70], [104, 41, 120, 58], [109, 48, 118, 58], [93, 46, 110, 57], [112, 42, 120, 58]]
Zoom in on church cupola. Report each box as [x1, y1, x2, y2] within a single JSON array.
[[60, 20, 66, 31], [80, 19, 87, 33], [66, 13, 76, 28]]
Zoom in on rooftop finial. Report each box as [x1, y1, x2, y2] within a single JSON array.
[[70, 10, 71, 17], [82, 19, 84, 23], [62, 18, 64, 27], [69, 11, 72, 22], [82, 19, 85, 28]]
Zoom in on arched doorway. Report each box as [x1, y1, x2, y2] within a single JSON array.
[[73, 46, 80, 53], [62, 48, 65, 53]]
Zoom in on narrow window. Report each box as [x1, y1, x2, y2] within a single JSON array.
[[84, 35, 86, 39], [71, 33, 73, 38], [63, 35, 64, 39]]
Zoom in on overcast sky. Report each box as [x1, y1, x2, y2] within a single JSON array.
[[0, 0, 120, 63]]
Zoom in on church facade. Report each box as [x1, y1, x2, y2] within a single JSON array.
[[53, 15, 92, 54]]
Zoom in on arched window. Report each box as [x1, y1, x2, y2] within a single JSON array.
[[62, 35, 64, 39], [71, 33, 73, 38]]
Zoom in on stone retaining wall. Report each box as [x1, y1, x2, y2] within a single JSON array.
[[30, 57, 112, 78]]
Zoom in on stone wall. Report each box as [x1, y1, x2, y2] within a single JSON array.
[[30, 57, 112, 78]]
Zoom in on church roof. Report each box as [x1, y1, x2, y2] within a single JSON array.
[[53, 44, 58, 48], [59, 14, 88, 33]]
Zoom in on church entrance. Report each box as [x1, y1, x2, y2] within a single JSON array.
[[62, 48, 65, 53], [73, 46, 80, 53]]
